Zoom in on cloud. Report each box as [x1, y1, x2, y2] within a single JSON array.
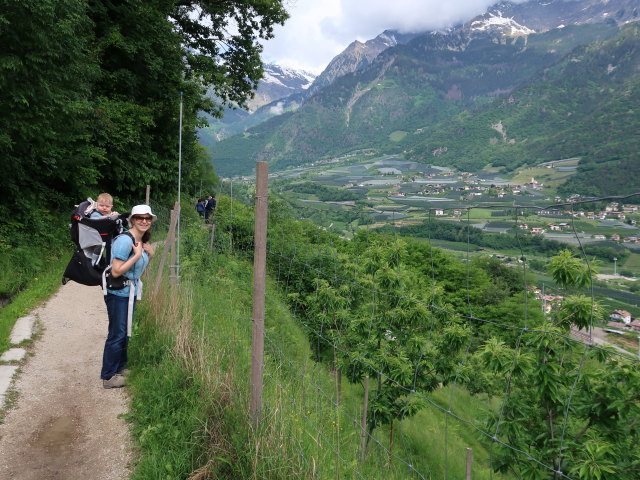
[[262, 0, 530, 74], [269, 102, 285, 115], [262, 0, 345, 74]]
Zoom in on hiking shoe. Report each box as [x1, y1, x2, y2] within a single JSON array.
[[117, 369, 131, 376], [103, 374, 126, 389]]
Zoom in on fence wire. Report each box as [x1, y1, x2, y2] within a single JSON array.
[[200, 189, 640, 480]]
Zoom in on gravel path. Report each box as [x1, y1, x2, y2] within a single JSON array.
[[0, 282, 132, 480]]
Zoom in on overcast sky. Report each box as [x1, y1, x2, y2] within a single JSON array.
[[261, 0, 526, 74]]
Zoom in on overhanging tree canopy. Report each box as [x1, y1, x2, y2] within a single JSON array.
[[0, 0, 288, 243]]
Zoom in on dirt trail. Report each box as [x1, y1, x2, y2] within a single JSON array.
[[0, 282, 132, 480]]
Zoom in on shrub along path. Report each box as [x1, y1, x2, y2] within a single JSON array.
[[0, 282, 131, 479]]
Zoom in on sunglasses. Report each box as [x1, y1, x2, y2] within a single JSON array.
[[133, 216, 153, 222]]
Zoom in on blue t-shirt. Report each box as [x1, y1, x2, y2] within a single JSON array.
[[108, 234, 149, 297]]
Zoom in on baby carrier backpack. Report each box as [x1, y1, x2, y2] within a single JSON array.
[[62, 198, 128, 286]]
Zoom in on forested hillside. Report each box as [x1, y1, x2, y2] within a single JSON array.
[[405, 21, 640, 198], [213, 20, 640, 201], [0, 0, 287, 246]]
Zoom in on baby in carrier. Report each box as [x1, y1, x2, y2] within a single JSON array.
[[89, 193, 120, 219], [62, 194, 128, 286]]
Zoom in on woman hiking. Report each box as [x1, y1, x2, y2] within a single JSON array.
[[101, 204, 156, 388]]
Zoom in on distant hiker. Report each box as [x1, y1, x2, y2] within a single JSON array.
[[195, 198, 205, 218], [90, 193, 120, 219], [101, 204, 156, 389], [204, 194, 216, 222]]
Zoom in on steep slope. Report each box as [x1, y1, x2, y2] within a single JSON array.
[[307, 30, 420, 96]]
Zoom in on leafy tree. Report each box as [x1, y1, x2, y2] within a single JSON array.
[[216, 200, 639, 478], [0, 0, 97, 241], [475, 326, 640, 480], [547, 249, 600, 331], [548, 249, 593, 292], [87, 0, 288, 203], [0, 0, 288, 245]]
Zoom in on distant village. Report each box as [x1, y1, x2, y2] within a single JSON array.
[[366, 168, 640, 241], [606, 309, 640, 333], [533, 288, 640, 335], [517, 200, 638, 241], [230, 162, 639, 243]]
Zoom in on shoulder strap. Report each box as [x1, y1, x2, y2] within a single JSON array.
[[111, 231, 135, 259], [114, 231, 135, 243]]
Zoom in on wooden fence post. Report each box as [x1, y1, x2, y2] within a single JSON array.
[[169, 221, 178, 286], [145, 185, 150, 205], [208, 224, 216, 251], [154, 202, 179, 293], [250, 162, 269, 423], [360, 375, 370, 462], [466, 447, 473, 480]]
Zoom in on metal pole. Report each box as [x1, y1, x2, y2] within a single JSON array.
[[250, 162, 269, 423], [229, 179, 234, 251], [613, 257, 617, 276], [176, 92, 183, 284]]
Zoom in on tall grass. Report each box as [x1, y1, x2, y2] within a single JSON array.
[[126, 212, 514, 479]]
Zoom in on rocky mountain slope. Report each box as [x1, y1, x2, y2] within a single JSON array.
[[246, 63, 316, 113], [307, 30, 419, 96], [212, 0, 639, 190], [198, 63, 315, 144]]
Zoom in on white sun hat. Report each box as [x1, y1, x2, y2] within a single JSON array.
[[129, 204, 157, 222]]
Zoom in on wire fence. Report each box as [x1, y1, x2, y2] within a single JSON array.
[[177, 181, 640, 479]]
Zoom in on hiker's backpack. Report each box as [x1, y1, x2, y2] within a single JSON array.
[[62, 198, 129, 286]]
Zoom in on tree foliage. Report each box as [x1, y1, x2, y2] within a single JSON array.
[[0, 0, 288, 247], [213, 199, 639, 479]]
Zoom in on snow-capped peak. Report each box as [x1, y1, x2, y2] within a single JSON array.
[[470, 11, 536, 36], [377, 32, 399, 48], [263, 63, 317, 90]]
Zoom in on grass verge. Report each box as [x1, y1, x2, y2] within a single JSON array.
[[0, 254, 67, 354]]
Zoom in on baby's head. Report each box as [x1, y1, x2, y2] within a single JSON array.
[[96, 193, 114, 215]]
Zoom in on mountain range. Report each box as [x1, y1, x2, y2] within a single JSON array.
[[210, 0, 640, 197], [198, 30, 418, 146], [198, 63, 316, 145]]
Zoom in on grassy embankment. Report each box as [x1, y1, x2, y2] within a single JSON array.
[[0, 254, 69, 354], [0, 215, 71, 354], [125, 206, 513, 480]]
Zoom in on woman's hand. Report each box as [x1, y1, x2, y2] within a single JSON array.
[[132, 241, 143, 259], [142, 242, 155, 258], [111, 242, 142, 277]]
